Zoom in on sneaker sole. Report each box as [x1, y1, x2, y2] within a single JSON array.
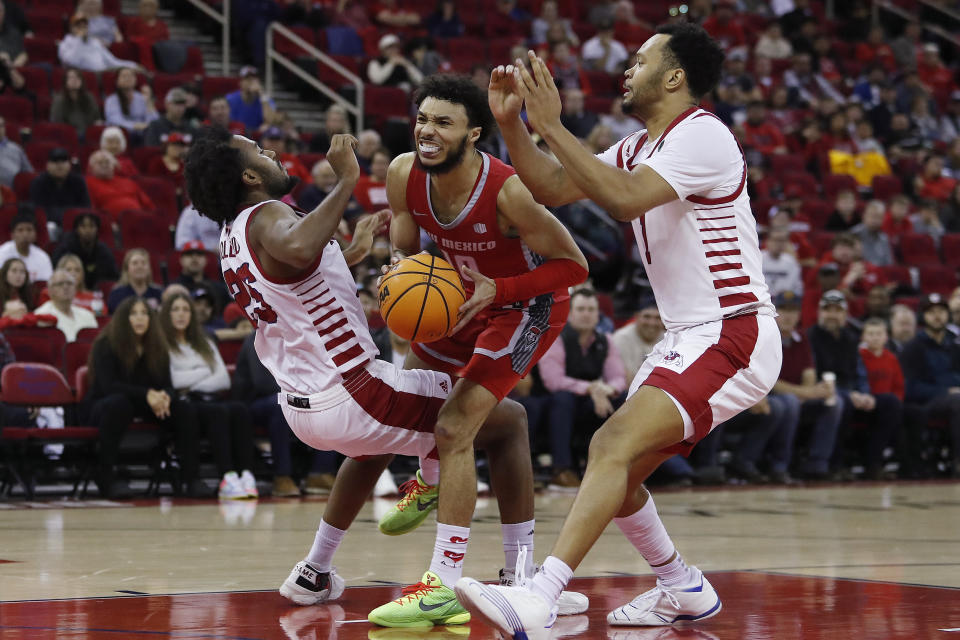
[[607, 598, 722, 626], [367, 610, 470, 628], [455, 578, 549, 640], [377, 510, 436, 536], [278, 571, 345, 606]]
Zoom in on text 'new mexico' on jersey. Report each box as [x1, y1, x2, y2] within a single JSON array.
[[219, 200, 378, 396], [405, 151, 569, 306]]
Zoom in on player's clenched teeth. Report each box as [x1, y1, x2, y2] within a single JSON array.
[[418, 141, 441, 158]]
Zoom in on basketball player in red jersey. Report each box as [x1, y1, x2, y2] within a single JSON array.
[[455, 24, 782, 637], [183, 127, 586, 629], [331, 74, 589, 624]]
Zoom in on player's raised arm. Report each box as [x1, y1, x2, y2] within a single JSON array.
[[257, 134, 361, 269], [385, 153, 421, 259], [489, 64, 585, 208]]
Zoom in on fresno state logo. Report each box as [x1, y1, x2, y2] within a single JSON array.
[[661, 351, 683, 368]]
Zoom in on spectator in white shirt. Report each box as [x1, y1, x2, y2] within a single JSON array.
[[34, 269, 97, 341], [58, 14, 138, 73], [0, 214, 53, 283], [762, 228, 803, 298], [611, 301, 664, 381], [174, 204, 221, 251], [581, 18, 629, 74]]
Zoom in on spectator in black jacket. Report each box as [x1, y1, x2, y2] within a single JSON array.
[[28, 147, 91, 225], [808, 289, 901, 479], [233, 332, 338, 496], [900, 293, 960, 477], [52, 212, 118, 289], [87, 297, 207, 498]]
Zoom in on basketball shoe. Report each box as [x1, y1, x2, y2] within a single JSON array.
[[454, 577, 556, 640], [279, 561, 345, 606], [499, 567, 589, 615], [378, 470, 439, 536], [218, 471, 248, 500], [606, 570, 721, 626], [368, 571, 470, 628]]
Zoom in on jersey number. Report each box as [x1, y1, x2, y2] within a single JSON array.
[[223, 263, 278, 325]]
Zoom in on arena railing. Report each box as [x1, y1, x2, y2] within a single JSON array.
[[180, 0, 231, 77], [264, 22, 365, 132]]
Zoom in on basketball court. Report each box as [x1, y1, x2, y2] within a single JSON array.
[[2, 481, 959, 639]]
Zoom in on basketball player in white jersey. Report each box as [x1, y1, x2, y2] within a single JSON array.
[[455, 23, 783, 636], [183, 129, 584, 628]]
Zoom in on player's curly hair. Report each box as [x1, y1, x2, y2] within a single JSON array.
[[414, 74, 494, 142], [656, 23, 725, 101], [184, 126, 245, 225]]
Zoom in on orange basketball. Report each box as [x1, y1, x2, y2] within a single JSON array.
[[378, 253, 466, 343]]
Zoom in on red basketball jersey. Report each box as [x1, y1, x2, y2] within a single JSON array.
[[406, 152, 568, 305]]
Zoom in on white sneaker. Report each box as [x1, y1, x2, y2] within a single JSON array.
[[218, 471, 247, 500], [454, 577, 556, 640], [606, 571, 721, 626], [239, 469, 259, 499], [499, 567, 589, 615], [279, 561, 345, 606]]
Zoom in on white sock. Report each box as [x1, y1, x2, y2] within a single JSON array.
[[419, 457, 440, 486], [501, 520, 535, 578], [614, 495, 696, 587], [529, 555, 572, 606], [429, 523, 470, 586], [305, 519, 346, 573]]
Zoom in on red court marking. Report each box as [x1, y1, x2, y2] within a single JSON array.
[[0, 573, 958, 639], [0, 559, 17, 564]]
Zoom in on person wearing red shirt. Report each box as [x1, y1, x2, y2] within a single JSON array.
[[124, 0, 170, 41], [915, 154, 957, 203], [882, 194, 913, 247], [85, 150, 155, 220], [145, 132, 189, 193], [701, 0, 746, 52], [917, 43, 955, 94], [204, 96, 246, 136], [546, 40, 592, 95], [742, 101, 787, 156], [259, 126, 310, 184], [353, 147, 390, 213], [855, 26, 897, 73], [859, 317, 905, 401]]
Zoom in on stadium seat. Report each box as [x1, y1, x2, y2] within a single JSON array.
[[217, 339, 244, 366], [0, 96, 33, 125], [900, 233, 941, 267], [17, 66, 50, 96], [132, 175, 179, 223], [769, 154, 806, 178], [871, 174, 902, 200], [23, 37, 58, 65], [942, 234, 960, 268], [823, 173, 859, 200], [782, 171, 819, 198], [99, 70, 150, 97], [202, 76, 239, 102], [31, 122, 79, 149], [75, 327, 101, 344], [12, 171, 36, 202], [918, 265, 958, 295], [26, 141, 70, 169], [64, 341, 93, 384], [118, 210, 172, 256], [880, 265, 913, 289], [51, 68, 99, 95], [1, 328, 67, 369]]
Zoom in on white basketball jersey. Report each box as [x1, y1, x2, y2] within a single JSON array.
[[219, 200, 378, 395], [597, 107, 774, 331]]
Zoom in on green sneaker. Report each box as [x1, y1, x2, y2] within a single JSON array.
[[378, 470, 438, 536], [368, 571, 470, 628]]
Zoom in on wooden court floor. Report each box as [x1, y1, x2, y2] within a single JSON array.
[[1, 481, 959, 639]]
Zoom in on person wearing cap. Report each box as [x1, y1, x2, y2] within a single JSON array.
[[104, 67, 159, 134], [367, 33, 423, 91], [0, 213, 53, 283], [51, 211, 118, 289], [900, 293, 960, 478], [145, 132, 191, 192], [28, 147, 90, 225], [143, 87, 198, 147], [204, 95, 245, 136], [226, 66, 276, 133], [175, 241, 229, 310], [260, 127, 309, 183], [57, 13, 139, 73], [808, 289, 901, 480]]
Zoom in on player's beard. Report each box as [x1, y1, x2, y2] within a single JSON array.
[[623, 70, 662, 118], [415, 134, 469, 175], [263, 171, 300, 198]]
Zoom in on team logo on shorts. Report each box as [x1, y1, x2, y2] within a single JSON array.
[[661, 351, 683, 368], [439, 380, 449, 393]]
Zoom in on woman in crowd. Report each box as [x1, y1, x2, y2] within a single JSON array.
[[87, 297, 206, 498], [0, 257, 34, 317], [104, 67, 158, 134], [50, 68, 101, 137], [107, 248, 162, 313], [160, 292, 258, 500], [100, 126, 138, 178]]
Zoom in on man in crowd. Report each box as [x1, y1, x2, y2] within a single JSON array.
[[175, 241, 228, 309], [888, 303, 918, 354], [34, 268, 97, 341], [144, 87, 197, 147], [850, 199, 894, 266], [762, 227, 803, 298], [226, 66, 276, 132], [538, 288, 626, 489], [28, 147, 90, 225], [0, 213, 52, 282], [611, 301, 663, 381], [85, 150, 154, 219]]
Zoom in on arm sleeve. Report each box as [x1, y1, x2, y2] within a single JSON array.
[[367, 59, 396, 84], [638, 116, 744, 202], [539, 339, 592, 395]]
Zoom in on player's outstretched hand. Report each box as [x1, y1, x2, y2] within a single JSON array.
[[450, 265, 496, 335], [489, 64, 524, 123], [327, 134, 360, 181], [343, 209, 392, 267], [512, 50, 562, 134]]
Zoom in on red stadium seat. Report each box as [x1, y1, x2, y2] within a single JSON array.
[[0, 96, 33, 125], [880, 265, 912, 289], [64, 341, 93, 384], [823, 173, 859, 200], [1, 328, 67, 369], [118, 210, 173, 255], [783, 171, 819, 198], [871, 174, 902, 200], [23, 37, 58, 64], [942, 234, 960, 268], [12, 171, 36, 202], [50, 68, 99, 95], [30, 122, 79, 149], [75, 327, 101, 344], [900, 233, 940, 267], [202, 76, 239, 102], [17, 66, 50, 96], [217, 339, 244, 366], [132, 175, 179, 223], [918, 265, 958, 295], [769, 154, 806, 177], [99, 70, 150, 97]]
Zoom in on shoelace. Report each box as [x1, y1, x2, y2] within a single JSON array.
[[395, 581, 437, 604], [395, 477, 429, 509], [629, 583, 681, 613]]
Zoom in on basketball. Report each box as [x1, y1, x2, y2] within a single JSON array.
[[378, 253, 466, 343]]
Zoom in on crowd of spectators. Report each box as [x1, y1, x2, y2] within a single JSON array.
[[2, 0, 960, 499]]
